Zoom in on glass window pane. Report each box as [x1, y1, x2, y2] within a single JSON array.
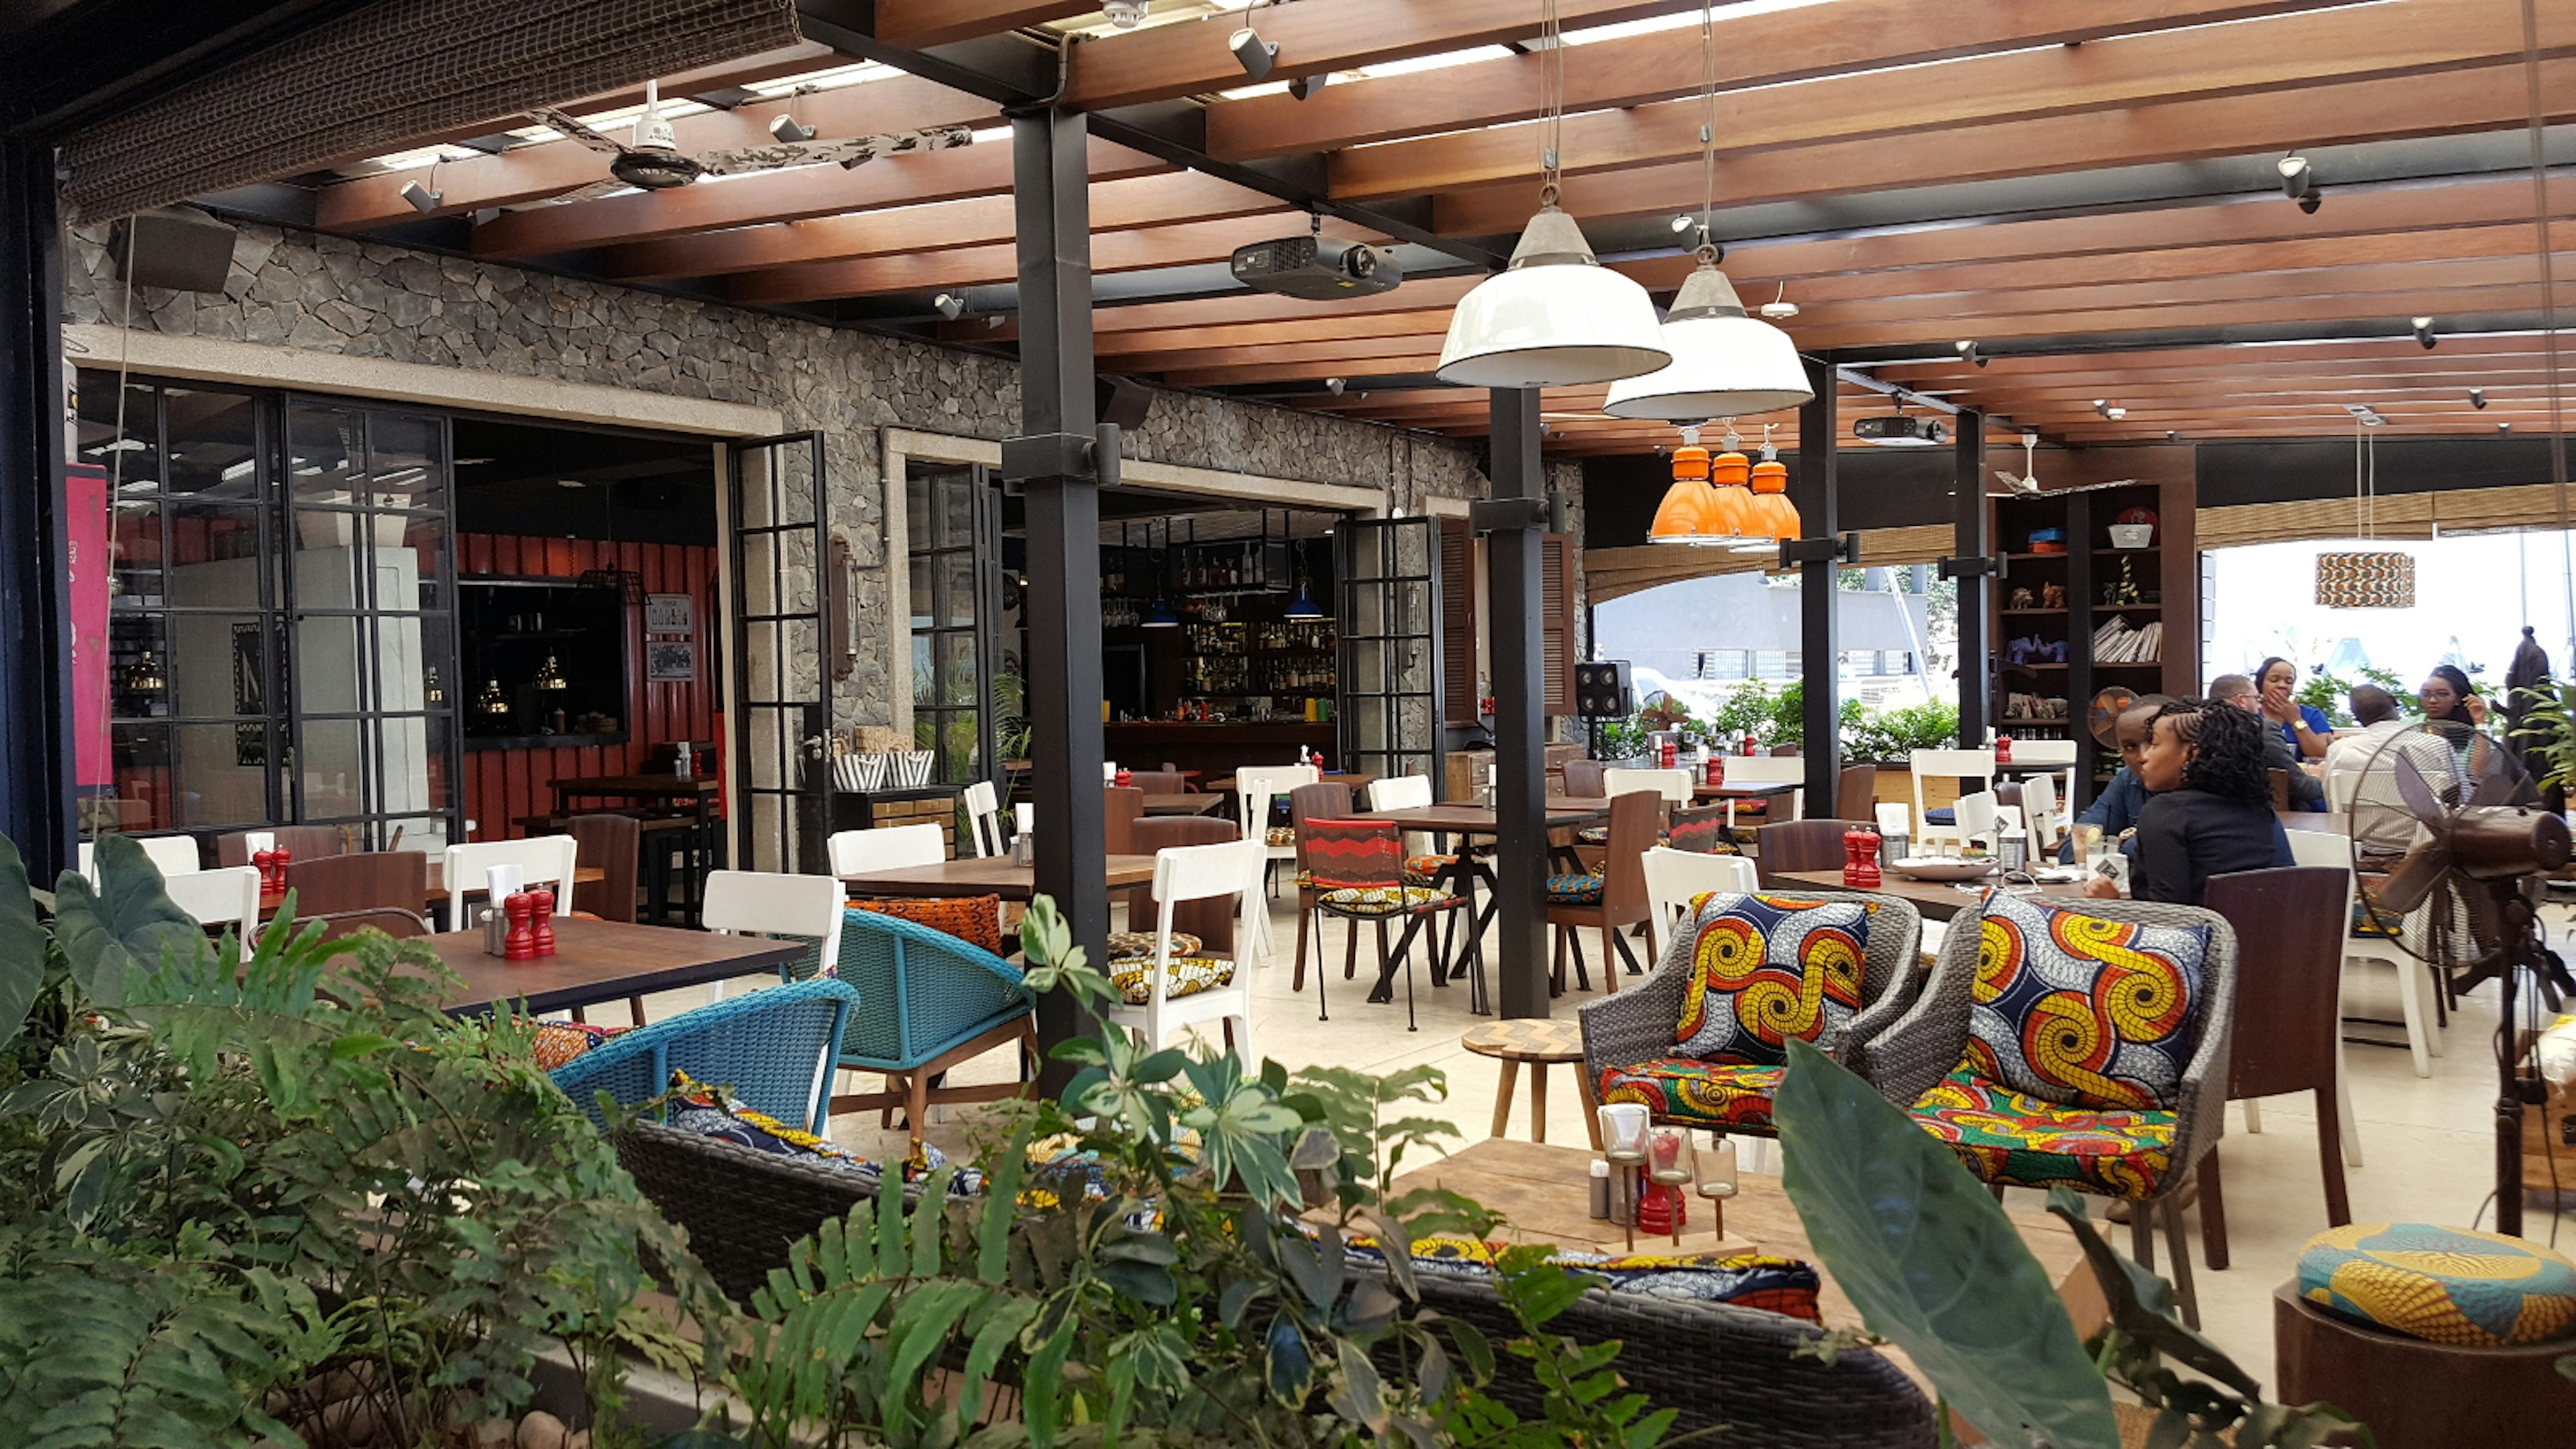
[[775, 529, 817, 617], [906, 474, 932, 551], [939, 633, 977, 706], [372, 713, 444, 816], [366, 412, 445, 515], [297, 717, 367, 820], [941, 712, 980, 784], [174, 722, 271, 828], [287, 404, 361, 504], [934, 478, 975, 548], [912, 635, 935, 706], [380, 815, 452, 855], [160, 613, 269, 720], [98, 723, 173, 834], [166, 502, 264, 606], [936, 551, 977, 627], [739, 531, 777, 617], [910, 564, 932, 629], [295, 615, 367, 714], [393, 514, 446, 606], [773, 443, 818, 527], [163, 388, 258, 498], [108, 613, 170, 718], [76, 376, 159, 487], [111, 498, 163, 604]]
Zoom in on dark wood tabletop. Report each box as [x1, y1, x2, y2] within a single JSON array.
[[1142, 793, 1226, 816], [1369, 796, 1614, 834], [839, 853, 1161, 900], [1772, 867, 2094, 921], [1690, 780, 1802, 800], [551, 775, 721, 798], [413, 917, 806, 1015], [260, 861, 606, 913]]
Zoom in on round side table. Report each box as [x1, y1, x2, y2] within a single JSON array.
[[1461, 1018, 1602, 1150]]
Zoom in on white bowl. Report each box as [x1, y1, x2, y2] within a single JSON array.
[[1890, 857, 1998, 882], [2107, 524, 2155, 548]]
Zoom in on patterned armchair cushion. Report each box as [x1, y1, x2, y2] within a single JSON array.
[[1545, 871, 1606, 904], [1104, 929, 1202, 961], [1574, 824, 1610, 846], [1597, 1058, 1784, 1130], [1338, 1232, 1821, 1322], [2297, 1222, 2576, 1347], [1671, 893, 1872, 1063], [1911, 1067, 2176, 1198], [1106, 954, 1236, 1005], [532, 1020, 629, 1071], [853, 894, 1006, 957], [1968, 890, 2210, 1111], [1320, 884, 1455, 916], [667, 1071, 986, 1195]]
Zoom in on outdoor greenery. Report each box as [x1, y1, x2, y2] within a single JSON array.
[[2512, 676, 2576, 792], [1605, 686, 1953, 762], [2295, 665, 2406, 728]]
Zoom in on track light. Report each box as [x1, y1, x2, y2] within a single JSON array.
[[1325, 377, 1346, 394], [2501, 422, 2515, 435], [1955, 339, 1986, 368], [2278, 152, 2322, 212], [933, 292, 964, 321], [770, 113, 816, 144], [400, 180, 442, 214], [1670, 214, 1696, 233], [2167, 430, 2180, 441], [2093, 398, 2125, 420], [1230, 26, 1278, 80], [1288, 72, 1327, 100], [1102, 0, 1150, 25], [2470, 388, 2487, 410], [2412, 315, 2438, 350], [983, 315, 1007, 330]]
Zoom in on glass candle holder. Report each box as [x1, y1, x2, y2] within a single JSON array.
[[1597, 1104, 1650, 1161], [1648, 1126, 1695, 1187], [1696, 1137, 1740, 1201]]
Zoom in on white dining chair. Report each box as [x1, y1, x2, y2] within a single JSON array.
[[2011, 739, 2080, 812], [162, 865, 261, 961], [1110, 837, 1263, 1059], [2286, 822, 2439, 1082], [701, 867, 847, 1005], [828, 822, 947, 877], [1714, 753, 1808, 824], [1237, 763, 1320, 959], [1599, 767, 1695, 806], [133, 835, 204, 879], [2021, 773, 2062, 859], [440, 835, 579, 931], [1949, 790, 2000, 853], [961, 780, 1006, 858], [1639, 846, 1758, 959], [1911, 748, 1998, 850]]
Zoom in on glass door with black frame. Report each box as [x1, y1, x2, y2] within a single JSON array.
[[731, 432, 832, 874], [1336, 516, 1444, 790]]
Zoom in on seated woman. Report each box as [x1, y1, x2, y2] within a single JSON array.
[[2255, 655, 2332, 760], [2419, 663, 2497, 780], [2090, 697, 2280, 907]]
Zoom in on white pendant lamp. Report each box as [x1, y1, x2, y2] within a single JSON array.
[[1604, 250, 1813, 420], [1436, 206, 1670, 388]]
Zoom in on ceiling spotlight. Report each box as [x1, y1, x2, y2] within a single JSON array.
[[2344, 401, 2387, 427], [1756, 283, 1798, 321], [2278, 152, 2322, 213], [1288, 72, 1327, 100], [2470, 388, 2488, 410], [1325, 377, 1347, 394], [2166, 430, 2180, 441], [2093, 398, 2125, 420], [933, 292, 964, 321], [1670, 215, 1696, 233], [2501, 422, 2515, 435], [1955, 339, 1986, 368], [983, 314, 1007, 330], [555, 478, 586, 490], [400, 180, 442, 214], [2276, 153, 2310, 184], [1102, 0, 1150, 25], [769, 113, 816, 144], [1230, 26, 1279, 81], [2412, 315, 2438, 350]]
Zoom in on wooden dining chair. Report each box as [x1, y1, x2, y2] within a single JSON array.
[[1103, 786, 1146, 855], [1286, 780, 1356, 994], [305, 907, 432, 942], [1546, 790, 1659, 994], [1124, 769, 1191, 795], [284, 850, 429, 920], [1130, 815, 1242, 962], [1753, 819, 1869, 888], [1561, 759, 1607, 797], [568, 813, 641, 923], [2197, 865, 2355, 1271], [215, 824, 345, 867], [1835, 763, 1878, 824]]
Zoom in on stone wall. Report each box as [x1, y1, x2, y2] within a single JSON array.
[[62, 221, 1515, 728]]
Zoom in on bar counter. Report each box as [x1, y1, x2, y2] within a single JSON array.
[[1102, 720, 1337, 780]]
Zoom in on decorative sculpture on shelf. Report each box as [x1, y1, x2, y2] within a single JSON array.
[[2102, 557, 2144, 606], [2039, 582, 2066, 609], [2008, 586, 2035, 610]]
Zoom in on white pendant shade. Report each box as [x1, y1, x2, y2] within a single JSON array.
[[1437, 207, 1670, 388], [1603, 258, 1814, 421]]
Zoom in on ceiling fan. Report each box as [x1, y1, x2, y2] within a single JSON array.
[[521, 80, 973, 205], [1990, 430, 2135, 495]]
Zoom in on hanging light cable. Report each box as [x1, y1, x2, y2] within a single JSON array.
[[1603, 1, 1813, 422], [1435, 0, 1668, 388]]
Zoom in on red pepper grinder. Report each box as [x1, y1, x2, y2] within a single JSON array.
[[1634, 1178, 1688, 1236], [1658, 739, 1678, 769], [1842, 826, 1884, 888], [1705, 755, 1725, 789], [1996, 734, 2015, 763], [1115, 766, 1133, 789], [1740, 731, 1758, 757], [502, 890, 538, 961], [529, 888, 557, 957], [251, 848, 279, 892]]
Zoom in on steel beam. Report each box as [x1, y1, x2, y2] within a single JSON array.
[[1952, 409, 1990, 745], [1794, 358, 1841, 810], [1487, 387, 1550, 1018], [1005, 105, 1108, 1080], [0, 138, 72, 878]]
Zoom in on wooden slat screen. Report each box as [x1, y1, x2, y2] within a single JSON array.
[[1440, 517, 1478, 725], [1543, 532, 1576, 716], [2194, 482, 2576, 551]]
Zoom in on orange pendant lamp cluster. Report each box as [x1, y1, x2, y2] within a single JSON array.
[[1733, 434, 1801, 551], [1647, 441, 1721, 545]]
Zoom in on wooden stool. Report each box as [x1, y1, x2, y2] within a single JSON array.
[[2274, 1284, 2576, 1447], [1462, 1018, 1603, 1150]]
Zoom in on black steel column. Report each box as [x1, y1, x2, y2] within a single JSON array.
[[1487, 388, 1550, 1019], [1792, 358, 1841, 812], [0, 137, 72, 877], [1953, 409, 1990, 745], [1006, 106, 1106, 1077]]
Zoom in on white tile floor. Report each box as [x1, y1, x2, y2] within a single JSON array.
[[622, 889, 2573, 1383]]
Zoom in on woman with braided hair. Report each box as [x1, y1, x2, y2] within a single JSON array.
[[2087, 696, 2283, 906]]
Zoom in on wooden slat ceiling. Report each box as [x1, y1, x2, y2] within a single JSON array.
[[254, 0, 2576, 454]]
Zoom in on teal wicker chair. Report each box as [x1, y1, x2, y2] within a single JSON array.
[[550, 977, 856, 1135], [828, 907, 1038, 1148]]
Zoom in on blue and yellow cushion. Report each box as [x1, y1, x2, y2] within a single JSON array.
[[1105, 930, 1201, 961], [1320, 884, 1454, 916], [1969, 890, 2209, 1111], [2298, 1222, 2576, 1347], [1546, 871, 1606, 904], [1910, 1067, 2175, 1198], [1671, 892, 1871, 1063], [1338, 1232, 1821, 1322], [1597, 1058, 1784, 1130], [1106, 954, 1236, 1004]]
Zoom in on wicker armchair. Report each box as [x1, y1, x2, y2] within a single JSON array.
[[616, 1120, 906, 1306], [1855, 893, 2237, 1325], [1578, 886, 1924, 1140], [551, 977, 857, 1135], [826, 908, 1037, 1148]]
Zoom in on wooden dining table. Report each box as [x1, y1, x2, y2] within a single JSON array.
[[1142, 793, 1226, 816], [409, 917, 808, 1016], [258, 861, 607, 915], [1772, 867, 2094, 922], [839, 853, 1161, 902], [1362, 795, 1619, 1014]]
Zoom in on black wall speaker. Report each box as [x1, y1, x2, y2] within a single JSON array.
[[109, 209, 237, 293], [1572, 660, 1635, 718], [1096, 374, 1154, 429]]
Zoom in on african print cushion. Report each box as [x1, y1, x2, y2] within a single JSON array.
[[1597, 1059, 1782, 1130], [531, 1020, 629, 1071], [1106, 954, 1236, 1005], [1574, 824, 1611, 846], [1968, 890, 2209, 1111], [1911, 1067, 2176, 1199], [1670, 892, 1871, 1063], [1404, 853, 1458, 883], [1105, 930, 1201, 960], [1546, 871, 1605, 904], [853, 894, 1005, 957], [1320, 884, 1454, 916], [668, 1071, 987, 1196], [1338, 1232, 1820, 1322], [2298, 1222, 2576, 1347]]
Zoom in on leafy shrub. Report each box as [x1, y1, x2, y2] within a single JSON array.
[[1843, 700, 1960, 761]]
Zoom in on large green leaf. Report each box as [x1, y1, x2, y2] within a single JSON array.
[[51, 835, 206, 1008], [0, 837, 47, 1046], [1773, 1038, 2120, 1449]]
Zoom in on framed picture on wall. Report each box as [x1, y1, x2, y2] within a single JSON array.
[[647, 641, 696, 682], [644, 593, 694, 634]]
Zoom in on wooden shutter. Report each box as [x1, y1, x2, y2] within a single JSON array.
[[1440, 518, 1479, 726], [1542, 533, 1576, 716]]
